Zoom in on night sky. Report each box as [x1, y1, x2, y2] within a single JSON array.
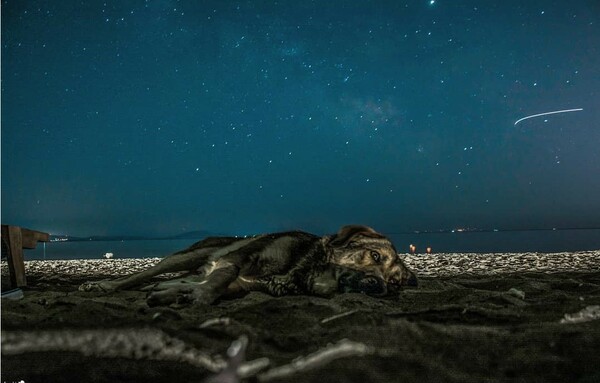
[[2, 0, 599, 240]]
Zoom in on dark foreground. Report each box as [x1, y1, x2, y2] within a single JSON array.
[[2, 272, 600, 383]]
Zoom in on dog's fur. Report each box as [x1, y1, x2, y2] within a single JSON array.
[[79, 225, 417, 305]]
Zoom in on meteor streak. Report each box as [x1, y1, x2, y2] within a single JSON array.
[[514, 108, 583, 126]]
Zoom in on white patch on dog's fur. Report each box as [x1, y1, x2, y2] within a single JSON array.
[[203, 260, 234, 276]]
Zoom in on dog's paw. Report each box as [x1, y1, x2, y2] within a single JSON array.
[[78, 280, 117, 293], [338, 271, 387, 297]]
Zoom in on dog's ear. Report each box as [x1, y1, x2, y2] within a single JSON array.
[[328, 225, 383, 248]]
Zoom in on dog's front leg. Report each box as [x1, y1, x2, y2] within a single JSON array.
[[146, 262, 240, 306], [236, 274, 303, 297], [79, 247, 213, 293]]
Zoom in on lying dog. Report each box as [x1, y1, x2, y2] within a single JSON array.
[[80, 225, 417, 305]]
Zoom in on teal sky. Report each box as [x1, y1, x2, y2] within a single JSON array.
[[2, 0, 599, 239]]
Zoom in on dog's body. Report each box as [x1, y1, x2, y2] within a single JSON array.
[[80, 225, 417, 305]]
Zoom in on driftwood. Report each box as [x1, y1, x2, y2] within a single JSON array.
[[1, 328, 225, 372], [256, 339, 373, 382], [320, 309, 360, 324], [2, 328, 373, 382], [560, 305, 600, 324], [199, 317, 233, 328]]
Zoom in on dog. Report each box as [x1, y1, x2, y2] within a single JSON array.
[[79, 225, 417, 305]]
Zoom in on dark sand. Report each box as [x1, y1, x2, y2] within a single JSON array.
[[2, 258, 600, 383]]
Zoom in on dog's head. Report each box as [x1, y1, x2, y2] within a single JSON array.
[[325, 225, 418, 292]]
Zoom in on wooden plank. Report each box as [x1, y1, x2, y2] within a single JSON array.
[[2, 225, 27, 287], [2, 225, 50, 288], [21, 227, 50, 249]]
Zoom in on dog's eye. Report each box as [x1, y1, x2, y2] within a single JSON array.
[[370, 251, 381, 262]]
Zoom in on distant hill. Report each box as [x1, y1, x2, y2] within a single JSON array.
[[50, 234, 151, 242], [49, 230, 225, 242], [165, 230, 224, 240]]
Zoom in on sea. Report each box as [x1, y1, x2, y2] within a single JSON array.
[[24, 229, 600, 261]]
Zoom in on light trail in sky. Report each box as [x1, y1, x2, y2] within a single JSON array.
[[514, 108, 583, 126]]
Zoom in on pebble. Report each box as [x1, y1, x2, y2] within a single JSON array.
[[403, 250, 600, 277]]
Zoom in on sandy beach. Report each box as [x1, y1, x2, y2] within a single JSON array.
[[2, 251, 600, 382]]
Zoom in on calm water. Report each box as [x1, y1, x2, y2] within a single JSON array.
[[24, 229, 600, 260]]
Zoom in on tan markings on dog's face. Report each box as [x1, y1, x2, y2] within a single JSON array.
[[328, 226, 417, 287]]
